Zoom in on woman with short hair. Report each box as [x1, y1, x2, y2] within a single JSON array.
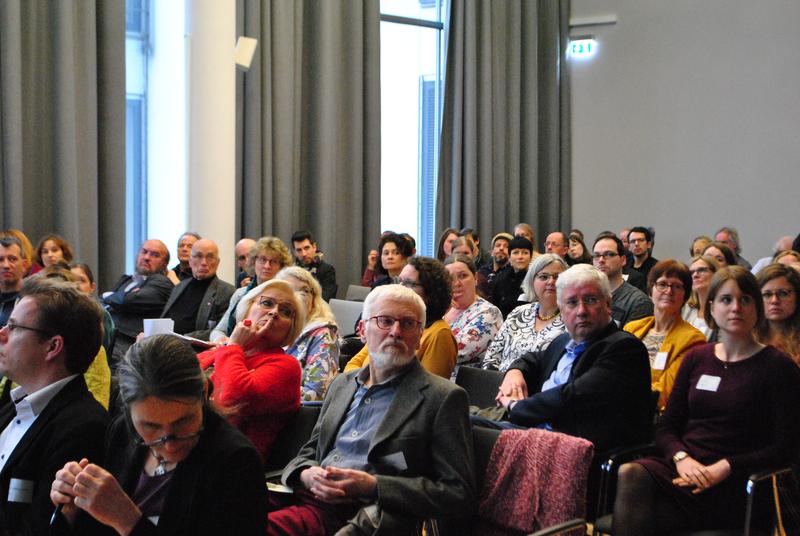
[[372, 232, 413, 287], [50, 334, 267, 535], [482, 254, 568, 372]]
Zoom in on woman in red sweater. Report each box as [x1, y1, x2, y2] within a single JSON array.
[[198, 279, 305, 462]]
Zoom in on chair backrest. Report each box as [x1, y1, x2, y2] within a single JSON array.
[[264, 404, 321, 473], [329, 299, 364, 336], [472, 426, 501, 491], [455, 366, 504, 408], [345, 284, 371, 301]]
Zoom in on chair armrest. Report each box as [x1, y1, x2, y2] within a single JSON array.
[[743, 466, 796, 536], [595, 443, 657, 520], [527, 518, 587, 536]]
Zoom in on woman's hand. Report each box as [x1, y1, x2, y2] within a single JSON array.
[[672, 457, 731, 493], [367, 250, 378, 270], [228, 319, 266, 352], [72, 463, 142, 535], [50, 459, 90, 525]]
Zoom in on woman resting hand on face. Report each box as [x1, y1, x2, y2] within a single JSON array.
[[197, 279, 304, 462]]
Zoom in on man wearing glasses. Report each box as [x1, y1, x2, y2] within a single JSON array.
[[0, 278, 108, 535], [102, 239, 174, 365], [271, 284, 475, 535], [161, 239, 234, 341], [592, 234, 653, 328], [483, 264, 652, 456]]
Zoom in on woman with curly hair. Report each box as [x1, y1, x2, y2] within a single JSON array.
[[371, 232, 414, 287], [755, 263, 800, 364], [345, 256, 457, 378]]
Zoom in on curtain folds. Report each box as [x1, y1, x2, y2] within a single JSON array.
[[0, 0, 125, 289], [236, 0, 382, 293], [437, 0, 571, 251]]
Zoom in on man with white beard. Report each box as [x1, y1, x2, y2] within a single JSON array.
[[270, 285, 475, 535]]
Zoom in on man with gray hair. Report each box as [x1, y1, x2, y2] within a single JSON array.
[[715, 226, 752, 270], [271, 284, 475, 534], [480, 264, 652, 454]]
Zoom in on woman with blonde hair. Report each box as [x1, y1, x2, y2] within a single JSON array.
[[198, 279, 304, 461], [681, 255, 720, 340], [275, 266, 340, 401]]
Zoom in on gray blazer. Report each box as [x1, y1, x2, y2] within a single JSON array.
[[161, 275, 235, 340], [282, 359, 476, 534]]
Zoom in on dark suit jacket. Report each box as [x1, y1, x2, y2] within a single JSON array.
[[160, 276, 235, 340], [0, 376, 108, 536], [57, 410, 266, 536], [282, 360, 476, 533], [507, 322, 652, 453], [102, 274, 174, 340]]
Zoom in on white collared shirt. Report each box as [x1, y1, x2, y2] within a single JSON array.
[[0, 375, 79, 474]]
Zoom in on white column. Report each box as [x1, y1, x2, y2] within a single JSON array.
[[185, 0, 237, 283]]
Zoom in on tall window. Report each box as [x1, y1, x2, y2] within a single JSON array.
[[125, 0, 150, 271], [380, 0, 447, 256]]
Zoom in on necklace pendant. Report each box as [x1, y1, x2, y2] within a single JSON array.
[[155, 461, 167, 476]]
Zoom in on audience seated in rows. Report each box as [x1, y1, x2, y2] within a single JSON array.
[[269, 285, 475, 535], [346, 256, 457, 379], [443, 254, 503, 377], [482, 254, 568, 372], [198, 279, 303, 463]]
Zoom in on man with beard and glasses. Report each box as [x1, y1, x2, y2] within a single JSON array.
[[269, 284, 475, 535], [477, 232, 513, 301]]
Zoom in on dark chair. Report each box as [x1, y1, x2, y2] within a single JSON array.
[[528, 518, 587, 535], [264, 405, 321, 480], [455, 366, 504, 408]]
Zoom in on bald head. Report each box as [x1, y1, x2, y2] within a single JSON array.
[[235, 238, 256, 271], [776, 236, 794, 253], [189, 239, 219, 280], [136, 239, 169, 276]]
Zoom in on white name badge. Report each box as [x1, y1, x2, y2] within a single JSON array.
[[696, 374, 721, 392], [8, 478, 34, 504], [652, 352, 668, 371]]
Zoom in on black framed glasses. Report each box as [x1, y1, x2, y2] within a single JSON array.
[[762, 289, 795, 301], [3, 322, 52, 337], [369, 315, 421, 333], [591, 252, 620, 260]]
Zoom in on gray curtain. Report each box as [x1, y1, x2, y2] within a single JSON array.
[[437, 0, 571, 252], [0, 0, 126, 290], [236, 0, 381, 294]]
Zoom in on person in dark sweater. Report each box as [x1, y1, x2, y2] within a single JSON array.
[[613, 266, 800, 535], [492, 236, 533, 318]]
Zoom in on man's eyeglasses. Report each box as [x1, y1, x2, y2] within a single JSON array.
[[256, 297, 296, 319], [369, 315, 421, 333], [138, 428, 204, 448], [2, 322, 52, 337], [562, 296, 603, 310], [762, 289, 795, 301], [592, 252, 620, 260]]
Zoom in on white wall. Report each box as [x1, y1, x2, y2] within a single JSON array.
[[570, 0, 800, 264]]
